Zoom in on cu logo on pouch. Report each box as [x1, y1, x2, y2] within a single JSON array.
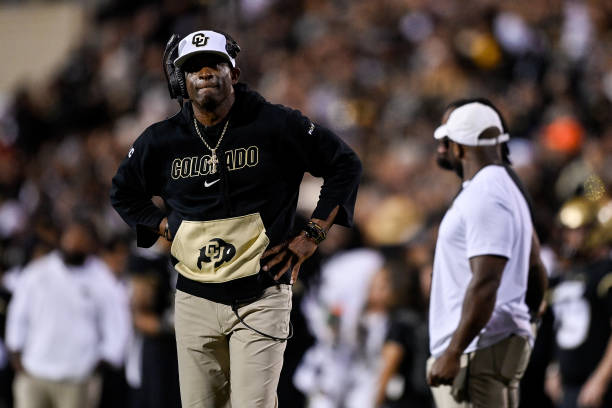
[[192, 33, 209, 47], [197, 238, 236, 269]]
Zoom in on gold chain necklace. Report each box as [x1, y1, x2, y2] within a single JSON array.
[[193, 117, 229, 175]]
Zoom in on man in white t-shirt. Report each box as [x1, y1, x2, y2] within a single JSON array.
[[6, 221, 130, 408], [426, 102, 547, 408]]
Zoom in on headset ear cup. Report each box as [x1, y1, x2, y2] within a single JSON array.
[[176, 70, 188, 99], [163, 34, 186, 101], [225, 40, 240, 59]]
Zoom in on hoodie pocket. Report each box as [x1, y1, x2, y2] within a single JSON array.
[[170, 213, 270, 283]]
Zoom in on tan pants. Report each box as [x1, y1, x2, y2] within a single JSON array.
[[174, 285, 292, 408], [13, 373, 88, 408], [427, 335, 531, 408]]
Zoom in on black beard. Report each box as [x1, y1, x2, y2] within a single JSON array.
[[436, 156, 453, 171], [190, 84, 228, 113], [452, 162, 464, 179], [202, 97, 219, 111], [189, 92, 219, 111], [436, 157, 463, 179], [61, 250, 87, 266]]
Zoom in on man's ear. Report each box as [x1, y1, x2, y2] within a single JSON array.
[[231, 67, 241, 84], [452, 142, 465, 159], [458, 144, 465, 159]]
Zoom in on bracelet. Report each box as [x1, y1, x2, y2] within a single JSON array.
[[303, 221, 327, 244]]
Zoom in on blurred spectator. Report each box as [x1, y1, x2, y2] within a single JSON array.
[[97, 235, 132, 408], [5, 220, 130, 408], [294, 248, 384, 407], [125, 243, 180, 408], [375, 256, 433, 408]]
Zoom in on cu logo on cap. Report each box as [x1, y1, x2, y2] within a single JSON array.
[[192, 33, 209, 47]]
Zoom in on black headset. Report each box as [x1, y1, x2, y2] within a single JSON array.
[[163, 31, 241, 106]]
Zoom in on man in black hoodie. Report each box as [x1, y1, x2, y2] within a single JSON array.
[[110, 30, 362, 407]]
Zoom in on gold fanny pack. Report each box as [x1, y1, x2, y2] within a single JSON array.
[[170, 213, 270, 283]]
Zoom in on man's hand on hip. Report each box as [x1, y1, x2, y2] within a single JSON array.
[[427, 349, 462, 387], [262, 232, 317, 284], [262, 207, 338, 284]]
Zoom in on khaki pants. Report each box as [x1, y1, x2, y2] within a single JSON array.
[[13, 373, 88, 408], [427, 335, 531, 408], [175, 285, 292, 408]]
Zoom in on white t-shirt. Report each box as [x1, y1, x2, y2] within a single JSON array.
[[6, 252, 130, 381], [429, 165, 534, 357]]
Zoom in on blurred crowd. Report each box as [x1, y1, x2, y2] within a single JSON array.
[[0, 0, 611, 407]]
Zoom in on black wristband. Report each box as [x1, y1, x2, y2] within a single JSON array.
[[303, 221, 326, 244]]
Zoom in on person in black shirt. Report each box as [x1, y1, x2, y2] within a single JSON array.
[[375, 257, 433, 408], [110, 29, 361, 408], [550, 196, 612, 408]]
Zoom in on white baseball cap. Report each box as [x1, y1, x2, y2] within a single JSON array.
[[434, 102, 509, 146], [174, 30, 236, 68]]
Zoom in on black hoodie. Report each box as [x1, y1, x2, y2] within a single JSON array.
[[110, 83, 362, 303]]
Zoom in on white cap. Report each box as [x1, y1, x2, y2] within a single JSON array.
[[174, 31, 236, 68], [434, 102, 509, 146]]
